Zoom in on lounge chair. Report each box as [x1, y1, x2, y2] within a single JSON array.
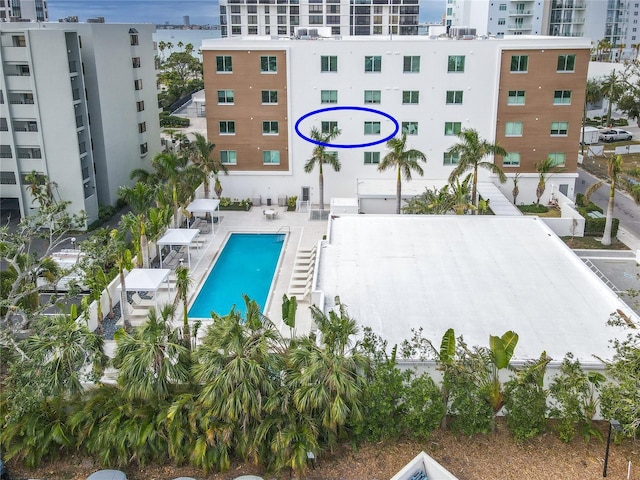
[[131, 293, 155, 308]]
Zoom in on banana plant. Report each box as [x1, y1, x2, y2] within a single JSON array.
[[282, 294, 297, 340], [484, 330, 519, 431]]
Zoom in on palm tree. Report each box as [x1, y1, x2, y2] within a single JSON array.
[[585, 154, 623, 246], [110, 229, 133, 331], [511, 173, 521, 205], [616, 43, 626, 62], [158, 40, 167, 60], [582, 78, 603, 155], [447, 128, 507, 213], [119, 182, 155, 268], [177, 40, 184, 51], [450, 173, 475, 215], [113, 304, 190, 401], [378, 132, 427, 214], [601, 70, 623, 126], [82, 265, 114, 335], [191, 132, 227, 199], [303, 126, 342, 211], [152, 151, 204, 228], [535, 157, 560, 206], [173, 265, 192, 347]]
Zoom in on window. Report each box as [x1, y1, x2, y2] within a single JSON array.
[[403, 56, 420, 73], [220, 121, 236, 134], [550, 121, 568, 135], [321, 90, 338, 104], [138, 122, 146, 133], [132, 57, 141, 68], [130, 34, 139, 46], [448, 55, 465, 72], [402, 90, 419, 104], [507, 90, 525, 105], [263, 150, 280, 165], [364, 151, 380, 164], [260, 56, 277, 73], [321, 55, 338, 72], [217, 90, 234, 104], [503, 152, 520, 166], [216, 55, 233, 72], [136, 100, 145, 112], [364, 90, 381, 104], [446, 90, 463, 104], [444, 122, 461, 135], [262, 121, 279, 135], [140, 142, 148, 154], [557, 54, 575, 72], [0, 171, 17, 184], [510, 55, 528, 72], [134, 79, 143, 90], [505, 121, 523, 136], [261, 90, 278, 104], [364, 121, 381, 134], [548, 152, 565, 167], [553, 90, 571, 105], [365, 55, 382, 72], [12, 35, 26, 47], [443, 152, 460, 165], [498, 18, 505, 25], [221, 150, 237, 165], [309, 15, 323, 24], [321, 121, 338, 134], [499, 3, 507, 10], [402, 122, 418, 135], [309, 4, 322, 13]]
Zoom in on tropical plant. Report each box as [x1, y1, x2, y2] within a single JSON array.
[[173, 265, 192, 347], [402, 185, 455, 214], [402, 371, 447, 439], [113, 304, 190, 401], [585, 154, 623, 246], [535, 156, 561, 206], [549, 353, 606, 443], [447, 128, 507, 212], [282, 293, 298, 339], [378, 132, 427, 214], [601, 70, 623, 126], [503, 352, 551, 443], [191, 132, 227, 199], [110, 229, 133, 331], [450, 173, 475, 215], [511, 173, 521, 205], [304, 126, 342, 211], [119, 182, 156, 268]]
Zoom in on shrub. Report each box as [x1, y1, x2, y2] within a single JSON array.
[[402, 372, 447, 440], [159, 115, 190, 128], [518, 203, 549, 214], [583, 216, 619, 237], [575, 195, 603, 213], [448, 374, 493, 437], [287, 196, 298, 211]]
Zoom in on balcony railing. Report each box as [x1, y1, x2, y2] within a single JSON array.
[[509, 10, 533, 15]]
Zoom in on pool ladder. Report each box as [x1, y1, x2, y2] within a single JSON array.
[[275, 226, 290, 241]]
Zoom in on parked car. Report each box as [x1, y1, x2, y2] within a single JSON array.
[[86, 471, 127, 480], [599, 128, 633, 142]]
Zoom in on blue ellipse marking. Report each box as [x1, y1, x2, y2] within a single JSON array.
[[294, 106, 399, 149]]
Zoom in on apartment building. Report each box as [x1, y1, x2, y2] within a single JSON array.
[[218, 0, 419, 37], [0, 23, 161, 224], [0, 0, 48, 22], [202, 35, 590, 210], [445, 0, 640, 55]]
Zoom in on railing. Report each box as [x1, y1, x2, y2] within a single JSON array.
[[168, 88, 200, 114]]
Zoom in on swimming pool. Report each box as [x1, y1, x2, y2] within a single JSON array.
[[188, 233, 285, 318]]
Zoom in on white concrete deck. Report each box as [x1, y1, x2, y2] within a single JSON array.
[[315, 215, 637, 366]]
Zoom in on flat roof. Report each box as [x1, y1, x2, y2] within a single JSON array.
[[316, 215, 635, 366]]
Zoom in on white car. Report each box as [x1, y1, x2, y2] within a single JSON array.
[[599, 128, 633, 142]]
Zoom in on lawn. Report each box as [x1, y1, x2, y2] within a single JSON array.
[[562, 236, 630, 250]]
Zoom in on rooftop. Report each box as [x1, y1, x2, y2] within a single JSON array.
[[316, 215, 636, 366]]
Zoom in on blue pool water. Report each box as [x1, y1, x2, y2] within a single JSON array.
[[188, 233, 285, 318]]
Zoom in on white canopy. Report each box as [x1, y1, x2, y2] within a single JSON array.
[[157, 228, 200, 267], [119, 268, 172, 311], [187, 198, 220, 234]]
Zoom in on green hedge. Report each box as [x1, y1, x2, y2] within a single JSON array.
[[160, 115, 190, 128], [518, 204, 549, 214], [575, 194, 603, 213], [583, 216, 620, 237]]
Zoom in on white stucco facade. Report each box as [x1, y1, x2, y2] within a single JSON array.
[[203, 35, 590, 209]]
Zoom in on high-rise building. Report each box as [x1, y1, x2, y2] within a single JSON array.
[[445, 0, 640, 58], [218, 0, 419, 37], [0, 23, 161, 225], [0, 0, 48, 22], [202, 35, 590, 210]]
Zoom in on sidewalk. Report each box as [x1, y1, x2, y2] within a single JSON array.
[[617, 227, 640, 252]]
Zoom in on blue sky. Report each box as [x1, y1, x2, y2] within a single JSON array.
[[48, 0, 444, 25]]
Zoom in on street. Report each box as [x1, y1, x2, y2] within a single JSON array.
[[576, 167, 640, 239]]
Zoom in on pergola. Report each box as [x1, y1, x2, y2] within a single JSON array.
[[186, 198, 220, 234], [157, 228, 200, 268], [119, 268, 172, 311]]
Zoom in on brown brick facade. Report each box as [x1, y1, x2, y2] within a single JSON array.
[[203, 49, 289, 171], [495, 48, 590, 174]]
